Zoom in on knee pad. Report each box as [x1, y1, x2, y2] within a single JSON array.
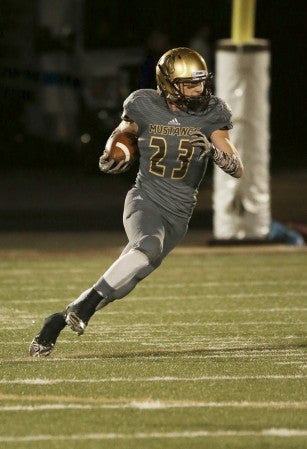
[[135, 235, 163, 264]]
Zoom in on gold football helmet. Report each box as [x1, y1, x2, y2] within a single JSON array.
[[156, 47, 213, 112]]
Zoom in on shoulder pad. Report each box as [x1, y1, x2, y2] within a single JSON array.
[[206, 96, 232, 124], [123, 89, 158, 124]]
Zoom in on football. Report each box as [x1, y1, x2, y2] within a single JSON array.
[[105, 131, 139, 165]]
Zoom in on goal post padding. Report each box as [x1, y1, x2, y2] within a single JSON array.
[[213, 39, 271, 240]]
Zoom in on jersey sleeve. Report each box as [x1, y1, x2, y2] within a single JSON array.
[[121, 90, 149, 132], [122, 91, 137, 121], [205, 97, 233, 137]]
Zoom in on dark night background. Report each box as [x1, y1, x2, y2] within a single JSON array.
[[0, 0, 306, 232]]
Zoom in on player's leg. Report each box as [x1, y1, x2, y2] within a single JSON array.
[[29, 282, 107, 356], [29, 312, 67, 357], [65, 190, 165, 332], [93, 190, 189, 305], [29, 194, 140, 356], [29, 190, 187, 356]]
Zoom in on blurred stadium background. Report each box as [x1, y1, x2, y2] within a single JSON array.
[[0, 0, 306, 237]]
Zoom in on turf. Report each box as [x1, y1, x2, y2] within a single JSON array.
[[0, 234, 306, 449]]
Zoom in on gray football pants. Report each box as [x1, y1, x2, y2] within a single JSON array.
[[91, 187, 189, 304]]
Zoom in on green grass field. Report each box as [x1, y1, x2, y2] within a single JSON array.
[[0, 233, 306, 449]]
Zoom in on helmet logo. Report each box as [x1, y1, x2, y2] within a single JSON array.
[[166, 55, 175, 76]]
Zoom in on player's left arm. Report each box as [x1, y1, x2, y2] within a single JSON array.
[[189, 128, 244, 178], [210, 129, 244, 178]]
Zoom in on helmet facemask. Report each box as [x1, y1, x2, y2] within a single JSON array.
[[156, 47, 213, 113]]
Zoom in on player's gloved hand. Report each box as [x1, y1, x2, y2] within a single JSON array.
[[189, 131, 214, 160], [99, 152, 130, 174]]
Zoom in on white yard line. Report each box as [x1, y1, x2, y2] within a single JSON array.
[[2, 278, 307, 286], [1, 350, 305, 362], [132, 292, 307, 300], [0, 401, 307, 412], [1, 375, 306, 385], [5, 291, 307, 301], [0, 428, 306, 442], [141, 281, 307, 289], [99, 308, 307, 314], [3, 322, 306, 333]]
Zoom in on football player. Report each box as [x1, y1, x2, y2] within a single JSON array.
[[29, 47, 243, 356]]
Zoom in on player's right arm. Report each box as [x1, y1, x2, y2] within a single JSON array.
[[116, 119, 139, 135], [99, 120, 139, 174]]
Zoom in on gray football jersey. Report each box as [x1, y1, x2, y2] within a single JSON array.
[[123, 89, 232, 219]]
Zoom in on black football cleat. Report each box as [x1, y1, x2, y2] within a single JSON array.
[[65, 288, 103, 335], [29, 312, 67, 357], [29, 337, 54, 357], [65, 311, 87, 336]]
